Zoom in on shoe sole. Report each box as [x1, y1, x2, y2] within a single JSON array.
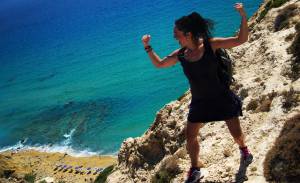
[[187, 175, 204, 183]]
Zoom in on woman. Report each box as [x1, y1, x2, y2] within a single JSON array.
[[142, 3, 253, 183]]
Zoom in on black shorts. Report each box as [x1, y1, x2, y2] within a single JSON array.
[[188, 90, 243, 123]]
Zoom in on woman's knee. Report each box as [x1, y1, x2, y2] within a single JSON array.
[[186, 131, 198, 142], [185, 121, 204, 141], [233, 133, 244, 142], [232, 130, 243, 140], [225, 118, 243, 138]]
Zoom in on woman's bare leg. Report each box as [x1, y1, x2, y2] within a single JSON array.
[[186, 122, 205, 167], [225, 117, 246, 147], [226, 117, 253, 182]]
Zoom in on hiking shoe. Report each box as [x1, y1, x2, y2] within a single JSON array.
[[235, 152, 253, 183], [184, 168, 202, 183], [241, 152, 253, 166]]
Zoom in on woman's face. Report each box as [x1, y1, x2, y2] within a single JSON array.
[[173, 26, 189, 47]]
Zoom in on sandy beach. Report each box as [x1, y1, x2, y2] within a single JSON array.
[[0, 150, 117, 183]]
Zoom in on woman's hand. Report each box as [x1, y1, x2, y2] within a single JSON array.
[[142, 34, 151, 47], [210, 3, 248, 49], [235, 3, 247, 17]]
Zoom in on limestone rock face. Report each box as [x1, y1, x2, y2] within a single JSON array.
[[107, 0, 300, 182], [111, 92, 191, 182]]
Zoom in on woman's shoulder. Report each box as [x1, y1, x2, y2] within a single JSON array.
[[167, 48, 182, 57], [164, 48, 182, 60], [173, 48, 185, 61], [207, 37, 218, 53], [207, 37, 218, 46], [177, 47, 185, 54]]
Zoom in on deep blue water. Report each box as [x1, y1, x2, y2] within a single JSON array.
[[0, 0, 263, 155]]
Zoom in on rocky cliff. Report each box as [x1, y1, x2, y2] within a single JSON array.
[[107, 0, 300, 182]]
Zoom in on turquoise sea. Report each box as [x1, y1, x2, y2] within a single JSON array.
[[0, 0, 263, 156]]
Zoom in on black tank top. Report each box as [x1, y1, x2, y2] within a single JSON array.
[[177, 39, 227, 100]]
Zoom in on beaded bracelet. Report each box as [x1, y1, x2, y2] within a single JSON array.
[[144, 45, 153, 53]]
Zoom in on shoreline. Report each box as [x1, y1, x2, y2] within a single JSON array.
[[0, 144, 118, 158], [0, 149, 117, 183]]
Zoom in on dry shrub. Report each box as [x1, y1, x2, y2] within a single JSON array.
[[151, 170, 173, 183], [256, 98, 272, 112], [246, 92, 276, 112], [285, 33, 295, 41], [267, 90, 278, 99], [274, 4, 298, 31], [281, 88, 299, 112], [256, 93, 277, 112], [257, 0, 290, 22], [296, 22, 300, 31], [254, 77, 262, 82], [263, 113, 300, 182], [239, 88, 249, 100], [272, 0, 290, 8], [258, 1, 273, 22], [246, 99, 258, 111], [287, 22, 300, 81], [288, 23, 300, 54], [151, 156, 181, 183]]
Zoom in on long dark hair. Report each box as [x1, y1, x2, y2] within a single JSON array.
[[175, 12, 214, 42]]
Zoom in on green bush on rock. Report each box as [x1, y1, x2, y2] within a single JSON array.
[[94, 165, 115, 183], [24, 172, 36, 183]]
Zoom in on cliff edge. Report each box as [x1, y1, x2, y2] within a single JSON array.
[[107, 0, 300, 182]]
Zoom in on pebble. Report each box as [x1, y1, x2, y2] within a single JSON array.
[[251, 166, 257, 172], [226, 166, 232, 172], [223, 177, 230, 182], [221, 173, 228, 178], [223, 149, 232, 157]]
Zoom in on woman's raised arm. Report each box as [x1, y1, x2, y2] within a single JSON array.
[[142, 34, 179, 68], [210, 3, 248, 50]]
